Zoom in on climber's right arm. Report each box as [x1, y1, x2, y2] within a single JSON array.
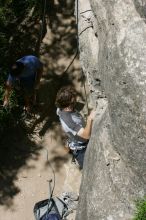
[[77, 110, 96, 139]]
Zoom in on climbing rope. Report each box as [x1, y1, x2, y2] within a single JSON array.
[[44, 147, 56, 198], [79, 25, 93, 36], [83, 74, 89, 115], [76, 0, 79, 48], [36, 0, 90, 114], [62, 49, 79, 75], [80, 9, 92, 15]]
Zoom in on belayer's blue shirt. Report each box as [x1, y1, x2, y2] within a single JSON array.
[[7, 55, 43, 89]]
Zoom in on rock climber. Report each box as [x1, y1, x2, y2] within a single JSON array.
[[55, 85, 96, 169], [3, 55, 43, 114]]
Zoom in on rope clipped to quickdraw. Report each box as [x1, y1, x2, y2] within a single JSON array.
[[76, 0, 89, 115]]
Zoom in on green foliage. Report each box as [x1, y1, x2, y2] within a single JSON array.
[[133, 197, 146, 220], [0, 70, 13, 134], [0, 69, 7, 104], [0, 0, 40, 66], [0, 106, 12, 127]]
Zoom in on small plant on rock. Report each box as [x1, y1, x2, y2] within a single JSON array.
[[133, 197, 146, 220]]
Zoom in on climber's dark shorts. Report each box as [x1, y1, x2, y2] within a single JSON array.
[[71, 147, 87, 169]]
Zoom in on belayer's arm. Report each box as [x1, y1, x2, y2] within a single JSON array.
[[3, 81, 12, 107]]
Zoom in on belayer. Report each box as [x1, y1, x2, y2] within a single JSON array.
[[55, 86, 96, 169], [3, 55, 43, 113]]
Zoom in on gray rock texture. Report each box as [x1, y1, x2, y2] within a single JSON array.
[[75, 0, 146, 219]]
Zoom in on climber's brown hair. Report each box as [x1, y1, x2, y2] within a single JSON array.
[[55, 86, 77, 109]]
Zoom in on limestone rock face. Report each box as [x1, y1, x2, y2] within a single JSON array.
[[76, 0, 146, 219]]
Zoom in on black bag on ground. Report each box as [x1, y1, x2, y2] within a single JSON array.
[[34, 196, 68, 220]]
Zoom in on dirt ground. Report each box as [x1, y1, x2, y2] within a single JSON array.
[[0, 3, 89, 218], [0, 121, 82, 220]]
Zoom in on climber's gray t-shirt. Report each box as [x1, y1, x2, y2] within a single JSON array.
[[57, 108, 88, 145]]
